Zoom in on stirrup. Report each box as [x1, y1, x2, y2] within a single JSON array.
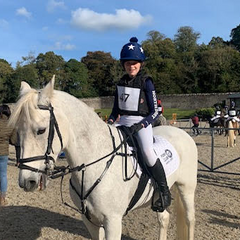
[[151, 192, 165, 212], [151, 190, 171, 212]]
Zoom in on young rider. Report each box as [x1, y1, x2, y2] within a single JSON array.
[[108, 37, 171, 212], [210, 106, 222, 122]]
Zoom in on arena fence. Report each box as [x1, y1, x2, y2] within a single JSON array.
[[172, 119, 240, 176]]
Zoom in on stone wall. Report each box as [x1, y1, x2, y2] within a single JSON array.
[[81, 96, 114, 109], [81, 92, 238, 110], [6, 92, 239, 110]]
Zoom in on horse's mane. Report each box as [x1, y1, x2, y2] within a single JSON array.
[[9, 87, 105, 130], [8, 88, 42, 129]]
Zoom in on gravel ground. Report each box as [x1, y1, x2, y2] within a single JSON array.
[[0, 130, 240, 240]]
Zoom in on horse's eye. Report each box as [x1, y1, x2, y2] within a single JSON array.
[[37, 128, 46, 135]]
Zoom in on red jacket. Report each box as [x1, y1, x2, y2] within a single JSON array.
[[191, 116, 199, 125]]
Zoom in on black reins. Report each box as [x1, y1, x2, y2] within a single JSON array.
[[18, 104, 140, 221], [18, 104, 63, 175]]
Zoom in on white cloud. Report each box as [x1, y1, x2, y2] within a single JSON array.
[[0, 19, 9, 28], [47, 0, 66, 12], [71, 8, 152, 31], [16, 7, 32, 19], [54, 41, 76, 50]]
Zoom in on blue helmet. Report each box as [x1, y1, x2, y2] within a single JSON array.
[[120, 37, 146, 62]]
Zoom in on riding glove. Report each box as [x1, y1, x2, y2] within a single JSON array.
[[107, 119, 114, 125], [130, 123, 143, 134]]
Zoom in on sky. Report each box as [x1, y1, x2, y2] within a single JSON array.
[[0, 0, 239, 68]]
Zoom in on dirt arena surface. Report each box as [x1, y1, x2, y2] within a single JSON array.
[[0, 127, 240, 240]]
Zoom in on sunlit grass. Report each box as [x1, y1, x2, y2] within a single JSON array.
[[95, 108, 196, 120]]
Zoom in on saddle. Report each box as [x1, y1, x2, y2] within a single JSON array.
[[117, 126, 151, 214], [117, 125, 152, 175]]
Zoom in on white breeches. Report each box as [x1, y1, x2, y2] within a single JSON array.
[[117, 115, 158, 167], [135, 125, 157, 167]]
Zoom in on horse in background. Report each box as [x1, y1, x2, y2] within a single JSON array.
[[208, 116, 226, 135], [226, 119, 240, 147]]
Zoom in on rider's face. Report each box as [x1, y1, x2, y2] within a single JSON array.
[[124, 61, 141, 78]]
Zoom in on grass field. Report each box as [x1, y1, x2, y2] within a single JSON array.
[[95, 108, 196, 120]]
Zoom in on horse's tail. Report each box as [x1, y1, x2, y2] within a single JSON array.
[[228, 121, 235, 147], [173, 185, 189, 240]]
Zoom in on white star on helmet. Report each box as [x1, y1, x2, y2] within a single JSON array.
[[140, 47, 144, 53], [128, 44, 135, 50]]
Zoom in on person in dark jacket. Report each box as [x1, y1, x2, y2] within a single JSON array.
[[0, 104, 17, 206], [108, 37, 171, 212], [191, 114, 200, 135]]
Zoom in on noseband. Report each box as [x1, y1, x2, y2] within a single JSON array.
[[18, 104, 63, 175]]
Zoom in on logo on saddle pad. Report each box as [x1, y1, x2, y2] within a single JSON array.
[[131, 136, 179, 178], [153, 136, 180, 177], [160, 149, 173, 165]]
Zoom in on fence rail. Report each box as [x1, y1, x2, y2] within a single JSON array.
[[176, 122, 240, 176]]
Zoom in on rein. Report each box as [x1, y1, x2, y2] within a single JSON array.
[[18, 104, 63, 175], [50, 126, 136, 215], [18, 103, 139, 221]]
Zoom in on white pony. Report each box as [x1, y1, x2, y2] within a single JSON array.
[[9, 76, 198, 240]]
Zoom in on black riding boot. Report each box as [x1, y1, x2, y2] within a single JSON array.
[[148, 159, 171, 212]]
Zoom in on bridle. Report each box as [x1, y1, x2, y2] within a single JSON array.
[[18, 104, 63, 175], [17, 103, 142, 222]]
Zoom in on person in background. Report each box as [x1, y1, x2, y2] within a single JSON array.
[[0, 104, 17, 206], [210, 106, 222, 123], [108, 37, 171, 212], [191, 114, 200, 135], [231, 100, 236, 109], [153, 99, 167, 127]]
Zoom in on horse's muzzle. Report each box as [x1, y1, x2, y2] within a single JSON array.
[[19, 172, 40, 192], [21, 179, 39, 192]]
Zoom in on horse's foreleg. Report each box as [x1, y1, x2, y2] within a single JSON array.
[[157, 211, 170, 240], [82, 215, 105, 240], [103, 215, 122, 240]]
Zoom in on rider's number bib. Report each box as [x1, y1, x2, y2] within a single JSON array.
[[117, 86, 140, 111]]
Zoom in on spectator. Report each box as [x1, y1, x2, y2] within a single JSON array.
[[191, 114, 200, 135], [153, 99, 167, 127], [0, 104, 17, 206]]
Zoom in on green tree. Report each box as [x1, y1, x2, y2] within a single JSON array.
[[81, 51, 117, 96], [197, 44, 240, 92], [174, 26, 200, 53], [36, 51, 65, 87], [4, 64, 39, 103], [173, 27, 201, 93], [63, 59, 96, 98], [230, 24, 240, 51], [16, 51, 36, 67], [0, 59, 14, 103], [142, 31, 181, 94], [208, 37, 226, 48]]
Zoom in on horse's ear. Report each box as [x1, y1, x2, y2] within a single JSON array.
[[20, 81, 31, 95], [39, 75, 55, 104]]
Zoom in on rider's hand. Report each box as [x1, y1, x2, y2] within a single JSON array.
[[130, 123, 144, 134], [107, 119, 114, 125]]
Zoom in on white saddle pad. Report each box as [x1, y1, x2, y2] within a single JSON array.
[[153, 135, 180, 177], [131, 135, 180, 178]]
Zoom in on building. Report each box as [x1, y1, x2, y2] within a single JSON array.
[[227, 93, 240, 110]]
